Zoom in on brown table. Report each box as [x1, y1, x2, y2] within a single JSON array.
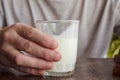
[[0, 58, 119, 80]]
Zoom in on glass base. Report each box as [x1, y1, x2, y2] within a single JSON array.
[[44, 71, 74, 77]]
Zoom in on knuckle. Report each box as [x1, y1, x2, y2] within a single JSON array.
[[26, 27, 34, 38], [14, 54, 22, 66], [23, 41, 31, 52], [3, 31, 10, 41]]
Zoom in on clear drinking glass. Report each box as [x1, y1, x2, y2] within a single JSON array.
[[35, 20, 79, 77]]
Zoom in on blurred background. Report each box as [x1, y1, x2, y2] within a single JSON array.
[[107, 26, 120, 58]]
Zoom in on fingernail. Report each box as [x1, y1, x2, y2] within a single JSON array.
[[47, 62, 53, 69], [50, 40, 58, 49], [54, 51, 61, 61]]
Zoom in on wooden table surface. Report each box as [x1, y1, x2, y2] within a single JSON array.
[[0, 58, 120, 80]]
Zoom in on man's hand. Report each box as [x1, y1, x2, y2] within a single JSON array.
[[0, 23, 61, 75]]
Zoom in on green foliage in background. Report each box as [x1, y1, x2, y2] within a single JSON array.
[[107, 34, 120, 58]]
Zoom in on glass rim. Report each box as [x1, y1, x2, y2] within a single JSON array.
[[36, 20, 80, 23]]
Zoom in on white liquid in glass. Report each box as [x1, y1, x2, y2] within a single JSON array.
[[48, 37, 78, 72]]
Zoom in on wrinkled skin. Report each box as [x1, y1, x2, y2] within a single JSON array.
[[0, 23, 61, 75]]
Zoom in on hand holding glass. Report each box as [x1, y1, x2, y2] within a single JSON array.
[[36, 20, 79, 77]]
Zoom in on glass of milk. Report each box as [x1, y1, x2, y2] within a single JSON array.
[[36, 20, 79, 77]]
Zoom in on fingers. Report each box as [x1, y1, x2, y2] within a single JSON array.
[[15, 53, 54, 70], [1, 44, 54, 70], [0, 23, 62, 75], [12, 23, 58, 49], [0, 43, 18, 62], [0, 44, 46, 75], [15, 66, 45, 75], [9, 32, 61, 61], [1, 23, 61, 61]]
